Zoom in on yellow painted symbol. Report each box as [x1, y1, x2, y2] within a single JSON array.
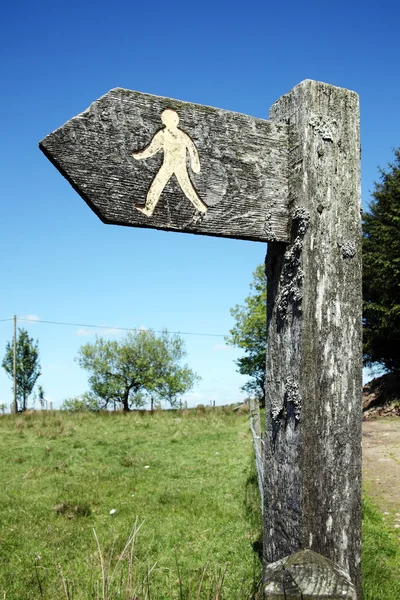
[[132, 108, 208, 216]]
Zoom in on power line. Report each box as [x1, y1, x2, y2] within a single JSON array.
[[0, 318, 13, 323], [15, 317, 227, 338]]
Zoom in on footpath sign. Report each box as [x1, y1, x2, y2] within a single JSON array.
[[40, 79, 362, 599], [40, 90, 289, 243]]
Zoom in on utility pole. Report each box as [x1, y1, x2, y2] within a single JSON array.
[[13, 315, 17, 414]]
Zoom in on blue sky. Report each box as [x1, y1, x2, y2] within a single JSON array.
[[0, 0, 399, 409]]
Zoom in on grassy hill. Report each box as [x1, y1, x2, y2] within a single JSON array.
[[0, 408, 262, 599], [1, 408, 400, 599]]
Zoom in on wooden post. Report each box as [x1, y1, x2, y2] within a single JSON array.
[[265, 80, 362, 596], [13, 315, 17, 414], [249, 398, 264, 513]]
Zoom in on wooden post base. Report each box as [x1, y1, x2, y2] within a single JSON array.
[[264, 549, 356, 599]]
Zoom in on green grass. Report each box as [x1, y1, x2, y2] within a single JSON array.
[[362, 495, 400, 600], [1, 409, 400, 599], [0, 408, 262, 599]]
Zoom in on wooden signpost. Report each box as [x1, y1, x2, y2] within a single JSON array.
[[40, 79, 362, 599], [40, 89, 289, 243]]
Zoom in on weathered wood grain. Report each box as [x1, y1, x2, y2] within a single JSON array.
[[264, 550, 356, 599], [39, 88, 290, 242], [264, 80, 362, 597]]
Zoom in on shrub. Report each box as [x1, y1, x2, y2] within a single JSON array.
[[61, 393, 100, 412]]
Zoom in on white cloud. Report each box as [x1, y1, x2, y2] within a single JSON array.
[[20, 314, 40, 322], [183, 391, 205, 401], [75, 325, 149, 338], [44, 362, 65, 372], [212, 343, 232, 352], [75, 327, 124, 337]]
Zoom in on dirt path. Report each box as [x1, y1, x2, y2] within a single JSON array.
[[362, 419, 400, 528]]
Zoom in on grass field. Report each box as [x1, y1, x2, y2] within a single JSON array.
[[0, 408, 262, 599], [0, 409, 400, 599], [362, 496, 400, 600]]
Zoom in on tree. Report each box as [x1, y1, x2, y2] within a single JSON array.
[[2, 328, 42, 411], [61, 392, 102, 412], [226, 264, 267, 405], [76, 329, 199, 411], [33, 384, 46, 409], [363, 148, 400, 373]]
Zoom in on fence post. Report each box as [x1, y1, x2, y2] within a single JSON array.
[[249, 398, 264, 513], [265, 81, 362, 597]]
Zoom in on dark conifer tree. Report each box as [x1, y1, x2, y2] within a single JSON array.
[[363, 149, 400, 372]]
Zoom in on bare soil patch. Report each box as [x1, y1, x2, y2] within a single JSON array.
[[363, 419, 400, 530]]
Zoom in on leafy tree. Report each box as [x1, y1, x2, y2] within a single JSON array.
[[226, 264, 267, 405], [33, 384, 46, 409], [61, 392, 101, 412], [2, 328, 42, 411], [363, 148, 400, 372], [76, 329, 199, 411]]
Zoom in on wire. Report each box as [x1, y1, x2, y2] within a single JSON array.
[[16, 317, 226, 338], [0, 318, 13, 322]]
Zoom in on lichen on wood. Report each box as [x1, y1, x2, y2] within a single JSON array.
[[276, 206, 310, 322]]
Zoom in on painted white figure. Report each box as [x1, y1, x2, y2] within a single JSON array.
[[132, 108, 208, 216]]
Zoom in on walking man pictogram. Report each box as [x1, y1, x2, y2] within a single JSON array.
[[132, 108, 208, 216]]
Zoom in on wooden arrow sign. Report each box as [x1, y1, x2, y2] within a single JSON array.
[[39, 88, 290, 242], [39, 80, 363, 595]]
